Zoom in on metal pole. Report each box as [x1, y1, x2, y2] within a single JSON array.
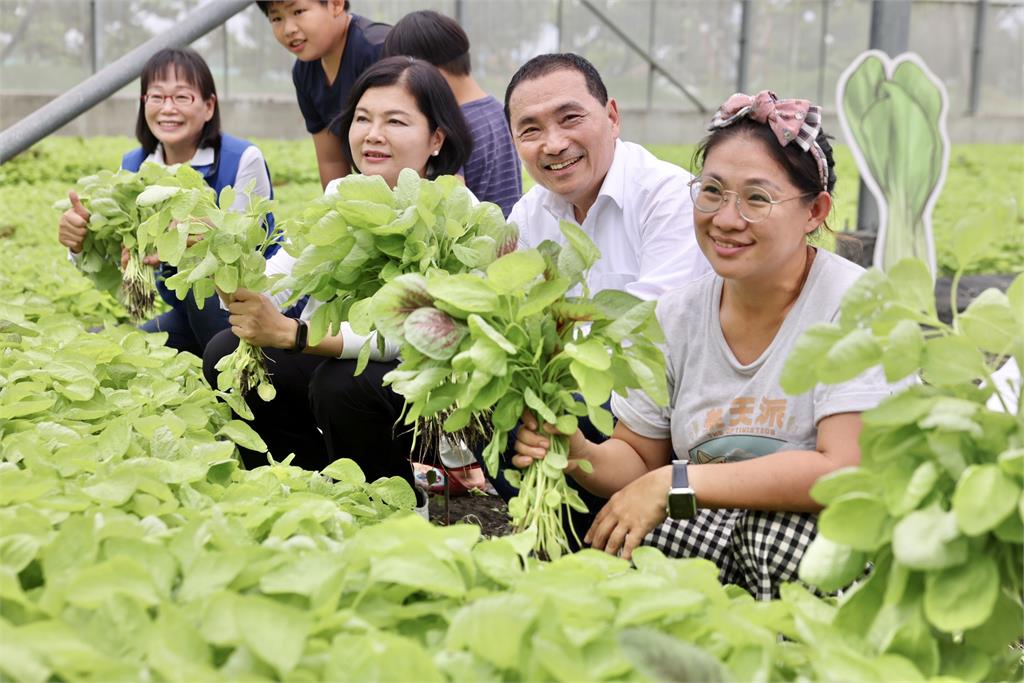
[[89, 0, 99, 74], [856, 0, 912, 232], [222, 23, 229, 98], [737, 0, 751, 93], [816, 0, 830, 104], [0, 0, 251, 163], [454, 0, 465, 25], [968, 0, 988, 115], [646, 0, 657, 110], [556, 0, 564, 53]]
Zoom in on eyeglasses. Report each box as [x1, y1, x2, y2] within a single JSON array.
[[142, 92, 197, 107], [688, 177, 815, 223]]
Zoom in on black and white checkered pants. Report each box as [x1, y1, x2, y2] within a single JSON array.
[[644, 508, 818, 600]]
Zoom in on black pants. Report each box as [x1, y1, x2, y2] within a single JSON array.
[[203, 330, 414, 486], [203, 330, 329, 470], [308, 358, 415, 488]]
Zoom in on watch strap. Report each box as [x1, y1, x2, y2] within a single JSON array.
[[672, 459, 691, 489], [293, 319, 308, 353]]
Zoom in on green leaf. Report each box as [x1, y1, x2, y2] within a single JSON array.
[[603, 299, 658, 343], [958, 288, 1018, 354], [587, 403, 615, 435], [517, 277, 571, 319], [817, 493, 890, 551], [427, 273, 499, 313], [523, 387, 558, 424], [890, 461, 940, 515], [810, 467, 880, 505], [322, 457, 367, 484], [446, 594, 538, 670], [798, 536, 866, 593], [952, 465, 1020, 536], [403, 307, 466, 360], [891, 504, 968, 570], [564, 339, 612, 371], [924, 555, 999, 632], [467, 314, 517, 353], [569, 360, 615, 406], [558, 220, 601, 272], [213, 264, 238, 293], [0, 535, 39, 573], [155, 224, 189, 266], [485, 249, 546, 294], [819, 329, 883, 383], [888, 258, 937, 318], [216, 420, 267, 452], [921, 335, 988, 386], [780, 323, 844, 394], [234, 594, 311, 677], [66, 557, 161, 608], [369, 273, 433, 342], [883, 319, 925, 381], [997, 447, 1024, 478], [136, 184, 181, 206]]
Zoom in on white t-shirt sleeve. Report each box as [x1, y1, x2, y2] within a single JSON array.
[[611, 387, 672, 440], [230, 146, 271, 212], [812, 365, 908, 425], [297, 299, 401, 361]]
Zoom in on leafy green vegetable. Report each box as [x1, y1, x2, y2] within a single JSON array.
[[782, 253, 1023, 678], [277, 169, 518, 356], [379, 222, 668, 558], [52, 163, 212, 321], [154, 185, 283, 407]]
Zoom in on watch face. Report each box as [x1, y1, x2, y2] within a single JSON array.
[[667, 491, 697, 520]]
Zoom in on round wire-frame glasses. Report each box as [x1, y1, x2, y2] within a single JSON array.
[[688, 177, 815, 223]]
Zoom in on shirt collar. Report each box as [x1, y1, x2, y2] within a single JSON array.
[[147, 144, 215, 167], [540, 138, 625, 222]]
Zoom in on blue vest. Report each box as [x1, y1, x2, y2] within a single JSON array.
[[121, 134, 280, 307]]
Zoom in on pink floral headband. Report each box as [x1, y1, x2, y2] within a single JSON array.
[[709, 90, 829, 191]]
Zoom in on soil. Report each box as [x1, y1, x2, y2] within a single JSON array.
[[428, 490, 512, 538]]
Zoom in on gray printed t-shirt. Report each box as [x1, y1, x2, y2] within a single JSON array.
[[611, 249, 898, 463]]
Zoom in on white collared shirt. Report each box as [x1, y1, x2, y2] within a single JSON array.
[[509, 139, 710, 300], [146, 143, 271, 212]]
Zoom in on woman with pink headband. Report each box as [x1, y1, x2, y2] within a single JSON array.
[[513, 91, 900, 599]]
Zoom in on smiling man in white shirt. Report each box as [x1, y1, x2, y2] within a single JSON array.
[[504, 53, 710, 299]]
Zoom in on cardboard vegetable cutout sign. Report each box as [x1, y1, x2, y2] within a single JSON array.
[[838, 50, 950, 277]]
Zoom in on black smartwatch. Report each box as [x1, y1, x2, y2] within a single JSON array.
[[292, 319, 309, 353], [666, 460, 697, 519]]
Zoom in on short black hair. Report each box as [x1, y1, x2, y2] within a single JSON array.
[[335, 56, 473, 180], [503, 53, 608, 123], [381, 10, 471, 77], [136, 47, 220, 155], [256, 1, 347, 17]]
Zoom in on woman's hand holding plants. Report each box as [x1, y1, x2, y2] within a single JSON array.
[[120, 244, 160, 269], [58, 191, 90, 253], [584, 465, 672, 560], [512, 409, 590, 473], [227, 288, 296, 349]]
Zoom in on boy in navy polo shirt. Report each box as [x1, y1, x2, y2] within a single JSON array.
[[258, 0, 388, 188]]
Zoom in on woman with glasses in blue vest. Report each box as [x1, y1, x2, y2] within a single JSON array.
[[58, 47, 278, 356]]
